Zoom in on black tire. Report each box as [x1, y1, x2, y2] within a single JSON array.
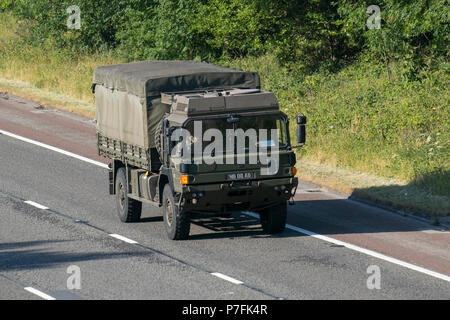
[[162, 184, 190, 240], [115, 167, 142, 222], [155, 120, 163, 161], [259, 202, 287, 234]]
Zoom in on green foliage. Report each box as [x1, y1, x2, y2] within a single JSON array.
[[192, 0, 275, 59], [261, 0, 357, 74], [117, 0, 209, 61], [339, 0, 450, 80], [0, 0, 14, 11], [7, 0, 449, 75], [10, 0, 140, 52]]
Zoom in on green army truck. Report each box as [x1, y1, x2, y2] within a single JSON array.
[[93, 60, 306, 240]]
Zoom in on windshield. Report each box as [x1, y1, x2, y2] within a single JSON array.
[[236, 115, 287, 148], [183, 114, 288, 153]]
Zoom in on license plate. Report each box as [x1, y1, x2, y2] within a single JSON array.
[[227, 172, 253, 180]]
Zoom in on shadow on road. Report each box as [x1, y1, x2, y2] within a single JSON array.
[[0, 240, 153, 272], [188, 213, 275, 240]]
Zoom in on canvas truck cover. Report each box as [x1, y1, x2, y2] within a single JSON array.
[[94, 60, 260, 149]]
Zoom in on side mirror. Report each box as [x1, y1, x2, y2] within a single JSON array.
[[296, 115, 307, 144]]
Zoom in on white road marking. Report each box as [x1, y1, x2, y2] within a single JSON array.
[[109, 234, 139, 244], [211, 272, 244, 285], [422, 229, 449, 234], [244, 211, 450, 282], [24, 200, 49, 210], [24, 287, 56, 300], [0, 129, 109, 169], [3, 128, 449, 283]]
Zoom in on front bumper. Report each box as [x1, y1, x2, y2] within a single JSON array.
[[182, 177, 298, 213]]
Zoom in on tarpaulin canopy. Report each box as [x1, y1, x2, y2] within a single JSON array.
[[93, 60, 260, 98], [94, 60, 260, 150]]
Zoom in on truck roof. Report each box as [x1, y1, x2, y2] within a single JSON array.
[[93, 60, 260, 99], [162, 89, 279, 117]]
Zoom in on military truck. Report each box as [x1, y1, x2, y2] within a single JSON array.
[[93, 61, 306, 240]]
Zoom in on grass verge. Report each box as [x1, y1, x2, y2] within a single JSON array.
[[296, 160, 449, 217], [0, 76, 95, 117]]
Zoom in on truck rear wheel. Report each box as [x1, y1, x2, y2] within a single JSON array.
[[259, 202, 287, 234], [162, 184, 190, 240], [115, 167, 142, 222]]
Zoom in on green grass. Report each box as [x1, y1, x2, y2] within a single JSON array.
[[296, 160, 449, 216], [0, 12, 448, 215], [0, 12, 120, 117], [228, 55, 450, 199]]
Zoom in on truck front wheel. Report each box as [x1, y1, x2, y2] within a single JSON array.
[[259, 202, 287, 234], [115, 167, 142, 222], [162, 184, 190, 240]]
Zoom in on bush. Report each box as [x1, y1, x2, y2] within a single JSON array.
[[10, 0, 137, 51], [117, 0, 209, 61], [338, 0, 450, 80], [7, 1, 449, 75]]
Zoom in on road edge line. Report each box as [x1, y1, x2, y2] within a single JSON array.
[[24, 287, 56, 300], [211, 272, 244, 285], [0, 129, 108, 169]]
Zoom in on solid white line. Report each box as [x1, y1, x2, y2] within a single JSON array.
[[24, 200, 49, 210], [0, 129, 109, 169], [422, 230, 448, 234], [109, 234, 139, 244], [244, 211, 450, 283], [211, 272, 244, 285], [24, 287, 56, 300]]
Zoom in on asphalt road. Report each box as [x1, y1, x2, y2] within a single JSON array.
[[0, 95, 449, 300]]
